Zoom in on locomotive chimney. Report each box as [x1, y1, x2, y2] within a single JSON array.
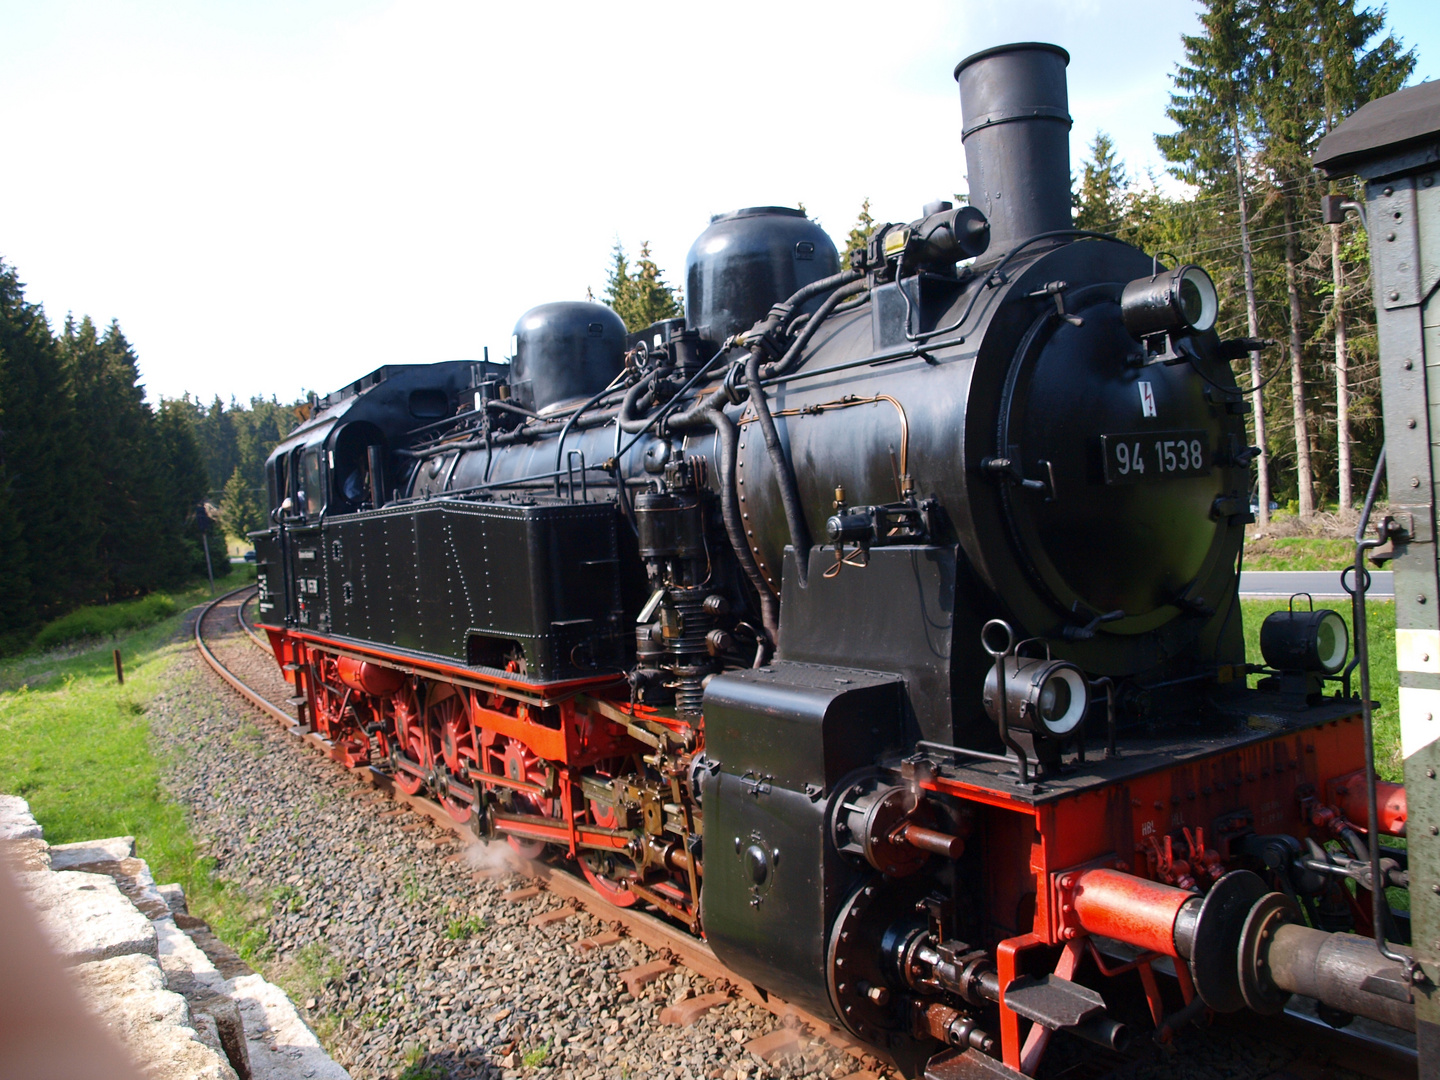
[[954, 42, 1073, 257]]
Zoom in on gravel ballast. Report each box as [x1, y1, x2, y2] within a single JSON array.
[[152, 594, 1380, 1080], [152, 598, 886, 1080]]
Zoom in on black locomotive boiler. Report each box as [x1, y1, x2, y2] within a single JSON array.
[[251, 43, 1425, 1078]]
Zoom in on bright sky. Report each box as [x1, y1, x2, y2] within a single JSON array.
[[2, 1, 1437, 406]]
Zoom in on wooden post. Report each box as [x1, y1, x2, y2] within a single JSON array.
[[113, 649, 124, 685]]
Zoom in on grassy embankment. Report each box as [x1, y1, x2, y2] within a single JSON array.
[[1243, 535, 1356, 571], [0, 565, 272, 955]]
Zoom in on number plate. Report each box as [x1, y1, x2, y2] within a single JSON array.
[[1101, 430, 1209, 484]]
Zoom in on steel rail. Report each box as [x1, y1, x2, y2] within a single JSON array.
[[195, 585, 296, 731], [235, 588, 269, 650], [191, 590, 866, 1056]]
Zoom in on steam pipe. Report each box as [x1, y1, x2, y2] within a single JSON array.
[[746, 346, 812, 587]]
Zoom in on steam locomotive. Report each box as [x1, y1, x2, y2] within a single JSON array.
[[251, 43, 1423, 1079]]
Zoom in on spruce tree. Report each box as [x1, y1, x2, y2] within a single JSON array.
[[1073, 133, 1129, 234], [604, 242, 682, 333], [155, 398, 217, 578], [1158, 0, 1272, 525], [845, 199, 876, 262], [1312, 0, 1414, 507], [0, 265, 86, 620], [61, 318, 174, 596], [0, 263, 37, 642], [220, 464, 265, 539]]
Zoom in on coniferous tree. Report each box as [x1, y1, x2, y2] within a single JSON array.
[[155, 398, 221, 575], [62, 318, 175, 596], [220, 465, 265, 539], [1312, 0, 1414, 507], [1157, 0, 1274, 525], [604, 242, 682, 333], [0, 267, 89, 621], [1073, 134, 1130, 234], [0, 262, 41, 640], [845, 199, 876, 261]]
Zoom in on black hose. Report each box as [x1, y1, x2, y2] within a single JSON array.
[[745, 346, 811, 587], [762, 269, 862, 329], [618, 370, 666, 434], [666, 385, 730, 431], [763, 279, 869, 379], [703, 405, 778, 644]]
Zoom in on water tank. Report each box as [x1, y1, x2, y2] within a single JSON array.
[[684, 207, 839, 350], [511, 302, 626, 415]]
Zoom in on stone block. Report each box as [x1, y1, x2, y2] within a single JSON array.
[[156, 915, 228, 997], [157, 882, 189, 915], [0, 793, 42, 840], [1, 836, 51, 871], [49, 835, 136, 868], [192, 993, 253, 1080], [70, 952, 237, 1080], [20, 869, 157, 964], [226, 973, 351, 1079]]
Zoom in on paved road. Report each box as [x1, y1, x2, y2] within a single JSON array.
[[1238, 569, 1393, 598]]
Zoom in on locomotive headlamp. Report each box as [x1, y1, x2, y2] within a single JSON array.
[[1120, 264, 1219, 339], [984, 654, 1090, 736], [1260, 598, 1349, 675]]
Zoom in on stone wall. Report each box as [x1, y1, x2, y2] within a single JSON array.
[[0, 794, 349, 1080]]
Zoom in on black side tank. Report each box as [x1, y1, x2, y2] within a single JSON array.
[[684, 207, 839, 351], [510, 302, 626, 414]]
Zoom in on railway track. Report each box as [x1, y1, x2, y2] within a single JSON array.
[[197, 587, 876, 1067], [193, 588, 1418, 1080]]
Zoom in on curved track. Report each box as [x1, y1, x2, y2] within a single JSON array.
[[193, 589, 851, 1050], [193, 590, 1416, 1080]]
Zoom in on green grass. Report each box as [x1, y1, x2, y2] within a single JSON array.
[[444, 913, 487, 940], [1243, 535, 1356, 571], [521, 1039, 553, 1068], [30, 593, 181, 652], [1240, 596, 1400, 779], [397, 1045, 443, 1080], [0, 565, 269, 955]]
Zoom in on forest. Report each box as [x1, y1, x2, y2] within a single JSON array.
[[1044, 0, 1412, 528], [0, 0, 1420, 647]]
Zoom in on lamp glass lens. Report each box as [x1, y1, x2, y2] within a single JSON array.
[[1177, 266, 1218, 332], [1034, 666, 1088, 735], [1315, 611, 1348, 673], [1179, 277, 1204, 324], [1039, 678, 1070, 723]]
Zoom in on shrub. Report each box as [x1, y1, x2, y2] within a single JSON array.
[[32, 593, 180, 652]]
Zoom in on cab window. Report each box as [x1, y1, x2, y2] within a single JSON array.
[[302, 448, 324, 517]]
